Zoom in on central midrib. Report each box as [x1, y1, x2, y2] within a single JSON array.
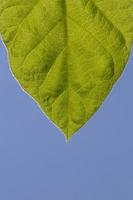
[[62, 0, 71, 137]]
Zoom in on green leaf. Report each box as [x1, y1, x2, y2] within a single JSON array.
[[0, 0, 133, 140]]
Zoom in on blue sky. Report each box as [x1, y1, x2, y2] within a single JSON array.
[[0, 37, 133, 200]]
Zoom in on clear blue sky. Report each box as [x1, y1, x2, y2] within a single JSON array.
[[0, 37, 133, 200]]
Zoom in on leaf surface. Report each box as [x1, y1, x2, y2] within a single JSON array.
[[0, 0, 133, 140]]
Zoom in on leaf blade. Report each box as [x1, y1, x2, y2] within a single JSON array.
[[0, 0, 133, 139]]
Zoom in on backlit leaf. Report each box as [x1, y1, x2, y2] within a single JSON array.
[[0, 0, 133, 140]]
